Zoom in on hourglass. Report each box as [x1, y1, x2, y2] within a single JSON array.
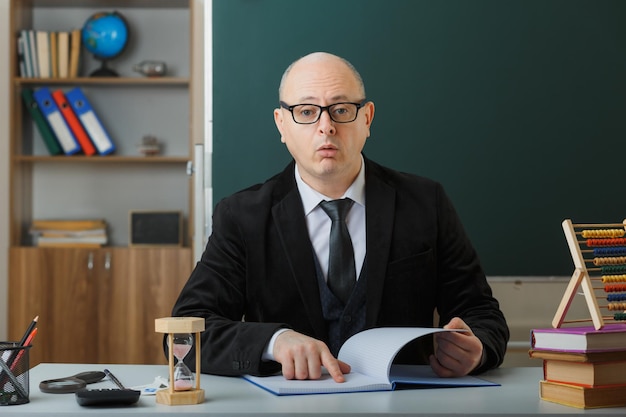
[[172, 333, 194, 390], [155, 317, 205, 405]]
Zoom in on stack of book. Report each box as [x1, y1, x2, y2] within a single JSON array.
[[530, 323, 626, 408], [17, 29, 81, 79], [30, 219, 108, 247]]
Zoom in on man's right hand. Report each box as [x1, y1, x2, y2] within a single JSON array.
[[273, 330, 351, 382]]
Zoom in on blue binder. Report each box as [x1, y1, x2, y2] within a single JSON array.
[[32, 87, 80, 155], [65, 87, 115, 155]]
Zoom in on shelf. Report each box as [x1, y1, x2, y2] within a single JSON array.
[[13, 155, 190, 163], [26, 0, 188, 8], [15, 77, 190, 86]]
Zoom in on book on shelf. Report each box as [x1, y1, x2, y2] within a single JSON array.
[[31, 219, 106, 231], [243, 327, 498, 396], [32, 87, 81, 155], [21, 88, 63, 155], [69, 29, 81, 78], [543, 358, 626, 387], [35, 31, 50, 78], [57, 31, 69, 78], [17, 32, 27, 77], [51, 89, 97, 156], [18, 30, 33, 78], [28, 30, 39, 78], [35, 234, 107, 247], [30, 219, 108, 247], [531, 323, 626, 352], [49, 31, 58, 78], [17, 29, 78, 79], [539, 379, 626, 409], [65, 87, 116, 155]]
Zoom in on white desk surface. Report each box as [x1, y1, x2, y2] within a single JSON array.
[[3, 363, 626, 416]]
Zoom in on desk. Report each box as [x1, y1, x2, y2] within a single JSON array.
[[5, 363, 626, 416]]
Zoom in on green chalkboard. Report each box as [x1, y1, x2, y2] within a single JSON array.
[[212, 0, 626, 276]]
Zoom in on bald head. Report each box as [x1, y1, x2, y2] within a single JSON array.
[[278, 52, 366, 101]]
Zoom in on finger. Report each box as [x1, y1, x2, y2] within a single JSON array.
[[443, 317, 471, 332], [293, 350, 311, 380], [306, 354, 323, 380], [321, 352, 347, 383], [281, 358, 296, 380], [429, 354, 456, 378]]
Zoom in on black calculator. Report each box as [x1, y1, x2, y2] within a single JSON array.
[[75, 388, 141, 406]]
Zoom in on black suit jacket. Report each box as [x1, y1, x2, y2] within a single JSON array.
[[171, 156, 509, 376]]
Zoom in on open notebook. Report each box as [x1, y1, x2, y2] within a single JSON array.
[[244, 327, 498, 395]]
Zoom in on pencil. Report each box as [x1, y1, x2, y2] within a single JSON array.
[[4, 315, 38, 369], [10, 327, 38, 374], [18, 316, 38, 347]]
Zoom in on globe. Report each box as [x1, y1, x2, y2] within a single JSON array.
[[82, 11, 130, 76]]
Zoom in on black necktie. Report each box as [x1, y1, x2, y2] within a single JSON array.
[[319, 199, 356, 304]]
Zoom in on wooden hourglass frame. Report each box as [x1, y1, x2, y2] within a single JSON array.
[[553, 219, 626, 330], [155, 317, 205, 405]]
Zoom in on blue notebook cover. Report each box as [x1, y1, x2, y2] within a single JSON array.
[[65, 87, 115, 155], [32, 87, 80, 155]]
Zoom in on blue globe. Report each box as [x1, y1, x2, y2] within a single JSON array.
[[82, 11, 129, 60]]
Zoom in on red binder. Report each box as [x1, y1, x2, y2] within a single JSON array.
[[51, 89, 96, 156]]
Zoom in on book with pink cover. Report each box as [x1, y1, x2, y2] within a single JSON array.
[[531, 323, 626, 352]]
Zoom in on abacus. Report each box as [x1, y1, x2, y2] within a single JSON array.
[[553, 219, 626, 330]]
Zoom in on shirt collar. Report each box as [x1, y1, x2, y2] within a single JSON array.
[[295, 156, 366, 216]]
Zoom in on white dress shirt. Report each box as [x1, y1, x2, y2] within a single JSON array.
[[263, 158, 367, 360], [295, 159, 366, 282]]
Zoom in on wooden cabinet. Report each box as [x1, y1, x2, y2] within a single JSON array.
[[7, 0, 203, 365], [9, 247, 191, 366]]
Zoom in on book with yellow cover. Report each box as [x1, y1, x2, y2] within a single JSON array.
[[540, 379, 626, 408], [31, 219, 106, 231], [544, 359, 626, 387], [529, 348, 626, 363]]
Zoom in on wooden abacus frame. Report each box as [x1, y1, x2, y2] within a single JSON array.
[[553, 219, 626, 330]]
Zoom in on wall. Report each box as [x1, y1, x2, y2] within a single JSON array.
[[212, 0, 626, 276], [489, 277, 592, 367], [0, 0, 9, 341]]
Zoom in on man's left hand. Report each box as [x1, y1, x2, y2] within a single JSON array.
[[428, 317, 483, 377]]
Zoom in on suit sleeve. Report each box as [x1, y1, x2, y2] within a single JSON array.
[[169, 198, 285, 377], [433, 184, 510, 373]]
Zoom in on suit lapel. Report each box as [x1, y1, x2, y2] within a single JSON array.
[[272, 174, 327, 339], [363, 160, 396, 326]]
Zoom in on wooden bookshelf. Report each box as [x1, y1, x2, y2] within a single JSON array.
[[7, 0, 203, 365]]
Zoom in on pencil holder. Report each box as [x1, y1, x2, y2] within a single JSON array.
[[0, 342, 30, 405]]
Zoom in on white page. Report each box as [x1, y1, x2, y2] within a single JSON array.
[[244, 371, 390, 395], [337, 327, 464, 382]]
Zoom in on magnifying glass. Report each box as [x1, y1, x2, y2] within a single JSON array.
[[40, 371, 106, 393]]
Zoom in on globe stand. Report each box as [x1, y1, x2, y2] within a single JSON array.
[[90, 58, 119, 77], [155, 317, 205, 405]]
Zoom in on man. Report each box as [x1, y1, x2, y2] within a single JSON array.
[[170, 52, 509, 383]]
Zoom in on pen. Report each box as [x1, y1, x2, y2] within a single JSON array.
[[104, 368, 126, 390], [10, 327, 38, 374], [4, 316, 38, 368]]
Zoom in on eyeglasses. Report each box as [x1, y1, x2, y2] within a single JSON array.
[[279, 99, 367, 124]]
